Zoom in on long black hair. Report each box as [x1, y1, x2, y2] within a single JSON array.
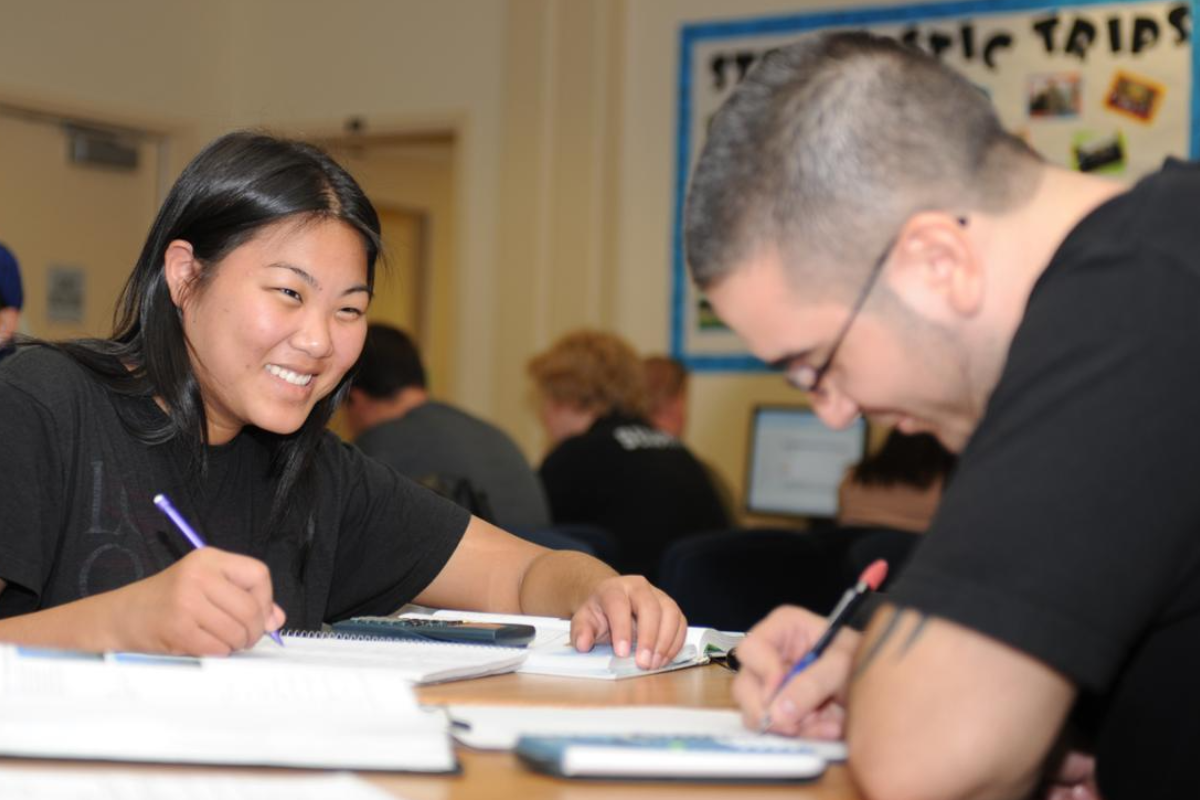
[[57, 131, 381, 544]]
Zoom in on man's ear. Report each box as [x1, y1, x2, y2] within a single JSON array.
[[886, 212, 984, 321], [162, 240, 200, 310]]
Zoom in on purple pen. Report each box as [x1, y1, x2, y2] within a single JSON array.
[[153, 493, 285, 647]]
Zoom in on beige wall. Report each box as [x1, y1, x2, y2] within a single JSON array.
[[0, 114, 160, 339], [225, 0, 508, 420], [0, 0, 876, 519]]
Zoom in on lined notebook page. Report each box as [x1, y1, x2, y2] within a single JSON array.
[[235, 631, 527, 684]]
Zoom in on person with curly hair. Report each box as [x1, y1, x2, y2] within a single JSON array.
[[529, 330, 728, 579]]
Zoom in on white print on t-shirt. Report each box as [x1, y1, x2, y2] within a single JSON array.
[[613, 426, 680, 452]]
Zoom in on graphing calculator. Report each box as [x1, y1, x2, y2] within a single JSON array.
[[330, 616, 537, 647], [515, 734, 827, 782]]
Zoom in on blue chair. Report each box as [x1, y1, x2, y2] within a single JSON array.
[[839, 526, 921, 590], [509, 524, 620, 566], [511, 526, 596, 556], [543, 524, 620, 568], [656, 528, 852, 632]]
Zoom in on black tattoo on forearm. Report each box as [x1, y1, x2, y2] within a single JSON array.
[[851, 606, 903, 681], [851, 607, 931, 682], [899, 613, 930, 656]]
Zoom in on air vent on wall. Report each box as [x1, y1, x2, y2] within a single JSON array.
[[66, 126, 139, 171]]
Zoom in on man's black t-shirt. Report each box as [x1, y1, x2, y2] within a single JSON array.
[[0, 347, 469, 629], [889, 159, 1200, 799], [539, 414, 729, 577]]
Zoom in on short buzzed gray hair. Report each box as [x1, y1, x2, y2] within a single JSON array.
[[684, 32, 1041, 295]]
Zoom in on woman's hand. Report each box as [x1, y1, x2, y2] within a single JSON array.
[[111, 548, 285, 655], [569, 575, 688, 670]]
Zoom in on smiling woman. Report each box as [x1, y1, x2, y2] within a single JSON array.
[[0, 132, 687, 663], [163, 218, 371, 445]]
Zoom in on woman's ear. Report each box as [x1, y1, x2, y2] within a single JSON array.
[[162, 240, 199, 310]]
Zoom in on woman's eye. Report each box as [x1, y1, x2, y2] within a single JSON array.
[[338, 307, 366, 320], [277, 287, 302, 301]]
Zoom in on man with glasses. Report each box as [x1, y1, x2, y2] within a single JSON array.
[[685, 32, 1196, 800]]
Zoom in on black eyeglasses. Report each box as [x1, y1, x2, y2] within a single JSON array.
[[775, 235, 896, 394], [775, 217, 967, 394]]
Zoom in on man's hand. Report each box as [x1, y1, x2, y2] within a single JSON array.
[[569, 575, 688, 670], [732, 605, 859, 738], [1042, 750, 1101, 800], [110, 548, 285, 655]]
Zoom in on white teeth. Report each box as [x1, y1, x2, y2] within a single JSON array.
[[265, 364, 314, 386]]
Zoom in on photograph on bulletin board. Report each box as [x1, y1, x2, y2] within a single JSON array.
[[671, 0, 1196, 371]]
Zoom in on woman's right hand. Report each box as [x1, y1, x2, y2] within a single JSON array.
[[731, 605, 860, 738], [113, 548, 285, 655]]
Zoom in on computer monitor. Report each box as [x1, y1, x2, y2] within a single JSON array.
[[745, 405, 868, 519]]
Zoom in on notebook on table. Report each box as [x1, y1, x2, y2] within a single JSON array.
[[0, 644, 456, 772], [398, 609, 744, 680], [234, 629, 528, 684]]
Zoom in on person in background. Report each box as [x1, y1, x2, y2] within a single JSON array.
[[835, 429, 957, 589], [0, 132, 686, 670], [643, 353, 737, 521], [685, 31, 1196, 800], [643, 355, 688, 437], [0, 242, 23, 360], [837, 429, 956, 535], [529, 330, 729, 579], [344, 322, 551, 531]]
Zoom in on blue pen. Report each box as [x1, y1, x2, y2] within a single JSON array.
[[758, 559, 888, 733], [153, 493, 285, 647]]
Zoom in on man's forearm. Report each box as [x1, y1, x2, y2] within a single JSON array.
[[516, 550, 619, 617]]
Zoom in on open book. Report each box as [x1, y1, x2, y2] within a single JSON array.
[[399, 609, 744, 680], [0, 644, 456, 772], [234, 629, 527, 684]]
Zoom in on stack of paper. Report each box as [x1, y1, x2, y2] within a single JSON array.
[[0, 645, 455, 772]]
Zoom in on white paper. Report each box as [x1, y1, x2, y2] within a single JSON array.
[[0, 769, 398, 800], [0, 646, 455, 772], [446, 704, 848, 762], [236, 631, 527, 683], [408, 609, 745, 679]]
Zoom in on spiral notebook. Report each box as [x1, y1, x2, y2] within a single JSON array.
[[235, 629, 528, 684]]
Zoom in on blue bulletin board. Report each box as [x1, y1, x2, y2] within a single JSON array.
[[672, 0, 1197, 371]]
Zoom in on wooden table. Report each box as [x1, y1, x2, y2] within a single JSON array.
[[0, 665, 862, 799], [355, 665, 863, 799]]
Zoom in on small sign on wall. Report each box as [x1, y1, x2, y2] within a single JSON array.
[[47, 265, 86, 323]]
